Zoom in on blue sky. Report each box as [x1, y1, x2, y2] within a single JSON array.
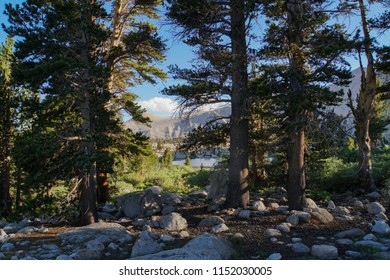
[[0, 1, 389, 116]]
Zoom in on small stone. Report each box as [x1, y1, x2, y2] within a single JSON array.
[[17, 226, 37, 234], [375, 212, 389, 221], [72, 249, 101, 260], [354, 240, 388, 251], [275, 206, 289, 214], [345, 250, 361, 258], [42, 244, 60, 251], [178, 231, 190, 238], [336, 239, 354, 245], [252, 201, 267, 211], [276, 223, 291, 233], [292, 237, 302, 243], [86, 239, 105, 251], [311, 208, 334, 224], [304, 198, 319, 210], [327, 200, 336, 209], [211, 223, 229, 234], [264, 229, 282, 237], [372, 221, 390, 234], [334, 228, 366, 239], [287, 211, 311, 226], [1, 243, 14, 251], [268, 202, 280, 209], [363, 234, 378, 241], [198, 216, 225, 228], [160, 212, 188, 231], [237, 209, 251, 219], [367, 202, 386, 215], [353, 200, 364, 209], [333, 206, 350, 215], [160, 235, 175, 243], [267, 253, 282, 260], [162, 205, 176, 216], [291, 243, 310, 253], [311, 245, 338, 259], [365, 191, 382, 199]]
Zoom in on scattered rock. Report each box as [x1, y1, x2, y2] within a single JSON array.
[[332, 206, 350, 215], [198, 216, 225, 228], [71, 249, 101, 260], [56, 255, 73, 260], [311, 208, 334, 224], [237, 209, 251, 219], [1, 243, 14, 251], [117, 190, 163, 218], [267, 253, 282, 260], [354, 240, 389, 251], [363, 234, 378, 241], [252, 201, 267, 211], [0, 229, 7, 237], [353, 200, 364, 209], [276, 223, 291, 233], [367, 202, 386, 215], [336, 239, 354, 245], [131, 233, 235, 260], [311, 245, 338, 259], [375, 212, 389, 221], [0, 252, 5, 260], [304, 198, 319, 210], [365, 191, 382, 199], [291, 243, 310, 254], [371, 221, 390, 235], [334, 228, 366, 239], [160, 212, 188, 231], [287, 211, 311, 226], [345, 250, 362, 258], [264, 229, 282, 237], [373, 252, 390, 260], [131, 230, 163, 258], [211, 223, 229, 234]]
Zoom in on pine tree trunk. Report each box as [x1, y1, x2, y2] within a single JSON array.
[[225, 0, 250, 208], [285, 0, 306, 210], [354, 0, 377, 191], [97, 172, 110, 203], [78, 27, 98, 226]]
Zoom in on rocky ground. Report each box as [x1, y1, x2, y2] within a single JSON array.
[[0, 185, 390, 260]]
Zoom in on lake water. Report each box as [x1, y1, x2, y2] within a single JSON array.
[[172, 157, 218, 168]]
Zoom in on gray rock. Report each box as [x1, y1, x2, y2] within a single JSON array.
[[131, 233, 234, 260], [162, 205, 177, 215], [336, 239, 354, 245], [264, 229, 282, 237], [160, 212, 188, 231], [0, 221, 6, 228], [367, 202, 386, 215], [304, 198, 319, 210], [275, 206, 289, 214], [353, 200, 364, 209], [366, 191, 382, 199], [71, 249, 101, 260], [58, 222, 132, 244], [98, 212, 118, 221], [101, 203, 118, 213], [237, 209, 251, 219], [198, 216, 225, 228], [189, 190, 208, 199], [3, 220, 29, 234], [86, 239, 105, 252], [131, 230, 163, 258], [211, 223, 229, 234], [354, 240, 389, 251], [1, 243, 14, 251], [17, 226, 37, 234], [327, 200, 336, 209], [178, 231, 190, 238], [287, 211, 311, 226], [332, 206, 350, 215], [42, 244, 60, 251], [0, 229, 7, 237], [160, 235, 175, 243], [252, 200, 267, 211], [375, 212, 389, 221], [311, 208, 334, 224], [207, 195, 226, 211], [267, 253, 282, 260], [292, 237, 303, 243], [0, 252, 4, 260], [291, 243, 310, 253], [145, 186, 163, 195], [21, 256, 38, 260], [117, 190, 162, 218], [363, 234, 378, 241], [345, 250, 362, 258], [56, 255, 73, 260], [276, 223, 291, 233], [334, 228, 366, 239], [372, 221, 390, 234], [311, 245, 338, 259]]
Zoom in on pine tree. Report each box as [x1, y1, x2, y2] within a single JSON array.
[[0, 37, 16, 217], [261, 0, 351, 210], [165, 0, 261, 208]]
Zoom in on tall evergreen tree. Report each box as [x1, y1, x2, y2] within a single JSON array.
[[165, 0, 261, 208], [4, 0, 165, 224], [261, 0, 351, 210], [0, 37, 16, 217]]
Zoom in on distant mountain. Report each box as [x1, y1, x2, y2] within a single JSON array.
[[125, 68, 389, 140], [124, 106, 231, 140]]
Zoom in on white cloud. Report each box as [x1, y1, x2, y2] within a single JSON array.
[[138, 97, 179, 114]]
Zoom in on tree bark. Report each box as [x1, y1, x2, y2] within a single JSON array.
[[285, 0, 306, 210], [355, 0, 377, 191], [225, 0, 250, 208]]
